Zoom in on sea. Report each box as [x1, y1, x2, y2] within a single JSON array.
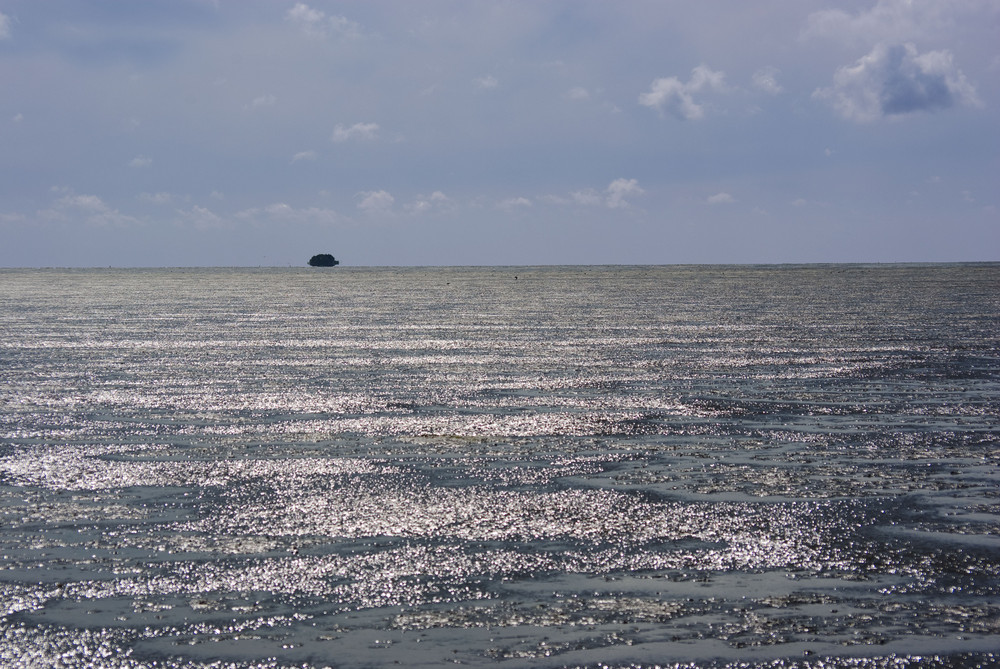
[[0, 264, 998, 669]]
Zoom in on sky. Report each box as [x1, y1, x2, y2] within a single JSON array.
[[1, 0, 997, 267]]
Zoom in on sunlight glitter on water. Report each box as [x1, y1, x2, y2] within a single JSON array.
[[1, 264, 998, 668]]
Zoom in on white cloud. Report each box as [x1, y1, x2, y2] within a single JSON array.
[[567, 87, 590, 101], [572, 189, 603, 206], [357, 190, 394, 213], [237, 203, 341, 225], [605, 178, 644, 209], [640, 78, 697, 119], [545, 180, 644, 209], [332, 122, 380, 142], [752, 67, 783, 95], [0, 12, 10, 40], [498, 196, 532, 211], [707, 192, 735, 205], [474, 75, 499, 90], [639, 65, 726, 120], [129, 155, 152, 168], [265, 203, 295, 217], [292, 150, 317, 162], [802, 0, 975, 47], [286, 3, 359, 38], [814, 43, 981, 123], [690, 66, 726, 91], [177, 205, 229, 230], [61, 194, 105, 211], [286, 2, 324, 28], [44, 193, 141, 228], [327, 15, 360, 36], [407, 191, 453, 213]]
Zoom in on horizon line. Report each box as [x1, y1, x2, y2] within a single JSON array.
[[2, 260, 998, 270]]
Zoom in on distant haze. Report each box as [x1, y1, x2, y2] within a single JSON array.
[[0, 1, 997, 267]]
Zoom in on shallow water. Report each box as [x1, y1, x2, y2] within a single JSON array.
[[0, 264, 998, 668]]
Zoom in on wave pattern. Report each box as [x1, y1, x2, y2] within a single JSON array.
[[0, 264, 998, 668]]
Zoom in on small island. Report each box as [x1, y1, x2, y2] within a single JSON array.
[[308, 253, 339, 267]]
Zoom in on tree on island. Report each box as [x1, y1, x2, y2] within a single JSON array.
[[308, 254, 339, 267]]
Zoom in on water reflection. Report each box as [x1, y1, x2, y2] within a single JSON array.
[[0, 265, 997, 668]]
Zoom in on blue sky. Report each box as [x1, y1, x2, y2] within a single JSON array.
[[1, 0, 997, 266]]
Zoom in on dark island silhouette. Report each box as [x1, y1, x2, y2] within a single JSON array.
[[308, 254, 339, 267]]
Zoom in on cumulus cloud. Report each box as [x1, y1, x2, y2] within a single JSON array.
[[263, 203, 295, 217], [286, 3, 359, 38], [546, 179, 644, 209], [291, 150, 317, 162], [286, 2, 324, 28], [237, 203, 341, 225], [407, 191, 453, 213], [567, 87, 590, 101], [177, 205, 229, 230], [639, 65, 726, 120], [605, 178, 644, 209], [357, 190, 394, 214], [332, 122, 379, 142], [814, 43, 981, 123], [45, 193, 141, 228], [752, 67, 783, 95], [572, 190, 603, 206], [129, 155, 152, 168], [498, 197, 532, 211], [707, 192, 735, 205], [802, 0, 971, 47], [0, 12, 10, 40]]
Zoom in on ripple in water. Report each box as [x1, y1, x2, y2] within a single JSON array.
[[1, 264, 998, 668]]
